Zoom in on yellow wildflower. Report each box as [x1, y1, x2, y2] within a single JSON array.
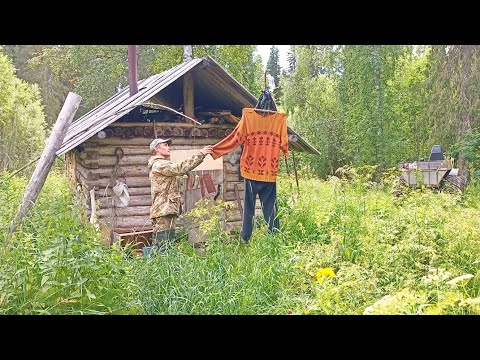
[[315, 267, 335, 282]]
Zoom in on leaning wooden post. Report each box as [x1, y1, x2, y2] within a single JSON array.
[[291, 150, 300, 196], [10, 92, 82, 233]]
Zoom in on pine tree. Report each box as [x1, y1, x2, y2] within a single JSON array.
[[266, 46, 282, 104]]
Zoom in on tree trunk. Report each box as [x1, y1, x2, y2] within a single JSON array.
[[458, 45, 474, 176], [459, 45, 473, 138]]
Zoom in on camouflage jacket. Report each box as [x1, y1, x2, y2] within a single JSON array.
[[148, 153, 205, 218]]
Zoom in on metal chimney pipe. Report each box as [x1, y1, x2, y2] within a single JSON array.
[[128, 45, 138, 96]]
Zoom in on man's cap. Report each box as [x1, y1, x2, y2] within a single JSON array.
[[150, 138, 172, 152]]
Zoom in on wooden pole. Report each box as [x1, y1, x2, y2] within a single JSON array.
[[234, 183, 243, 219], [183, 73, 194, 119], [6, 156, 40, 179], [89, 188, 97, 224], [10, 92, 82, 233], [182, 44, 194, 119], [292, 151, 300, 195]]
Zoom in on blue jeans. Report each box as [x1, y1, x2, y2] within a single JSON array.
[[241, 179, 279, 242]]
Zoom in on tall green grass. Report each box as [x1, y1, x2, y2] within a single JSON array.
[[2, 168, 480, 314], [0, 171, 140, 314], [136, 200, 295, 314]]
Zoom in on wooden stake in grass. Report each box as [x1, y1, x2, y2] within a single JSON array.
[[10, 92, 82, 233]]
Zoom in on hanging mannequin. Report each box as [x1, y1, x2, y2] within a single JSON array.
[[211, 75, 288, 243]]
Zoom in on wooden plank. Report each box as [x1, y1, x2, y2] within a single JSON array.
[[108, 122, 235, 130], [86, 176, 151, 189], [95, 206, 151, 217], [95, 186, 151, 197], [65, 151, 78, 188], [11, 92, 82, 232], [99, 216, 152, 229], [234, 183, 243, 219], [84, 146, 151, 156], [198, 111, 240, 124], [84, 143, 214, 154], [117, 228, 154, 237], [225, 190, 244, 201], [87, 137, 219, 147], [170, 138, 219, 145], [98, 194, 152, 208], [81, 154, 150, 166], [184, 188, 203, 214], [226, 182, 244, 191], [115, 226, 153, 233], [85, 137, 153, 146], [84, 165, 149, 179], [226, 173, 241, 182], [81, 149, 222, 167], [226, 114, 241, 123], [183, 72, 194, 119]]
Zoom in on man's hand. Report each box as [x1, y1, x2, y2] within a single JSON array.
[[200, 145, 213, 156]]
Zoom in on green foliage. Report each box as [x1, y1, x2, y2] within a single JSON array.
[[0, 172, 140, 314], [4, 41, 480, 313], [3, 45, 71, 126], [451, 130, 480, 181], [266, 46, 281, 87], [0, 49, 46, 172], [2, 169, 480, 314], [25, 45, 263, 119], [282, 46, 344, 176], [194, 45, 263, 95], [274, 172, 480, 314], [425, 46, 480, 151], [282, 45, 430, 178], [339, 45, 410, 167], [266, 46, 283, 103]]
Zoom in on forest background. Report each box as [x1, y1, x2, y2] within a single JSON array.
[[1, 45, 480, 315], [2, 45, 480, 179]]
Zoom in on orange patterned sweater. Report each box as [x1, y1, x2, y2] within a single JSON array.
[[211, 108, 288, 182]]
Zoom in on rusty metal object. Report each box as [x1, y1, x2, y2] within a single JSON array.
[[203, 173, 216, 193]]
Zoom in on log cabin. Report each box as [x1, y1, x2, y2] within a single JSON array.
[[56, 56, 320, 250]]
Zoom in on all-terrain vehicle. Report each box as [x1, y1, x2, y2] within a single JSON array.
[[398, 145, 467, 192]]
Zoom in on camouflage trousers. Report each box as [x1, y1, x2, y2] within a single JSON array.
[[151, 215, 177, 252]]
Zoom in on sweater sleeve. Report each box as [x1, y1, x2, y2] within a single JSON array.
[[211, 114, 246, 160], [279, 114, 289, 159]]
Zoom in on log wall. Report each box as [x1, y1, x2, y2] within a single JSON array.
[[66, 122, 263, 233]]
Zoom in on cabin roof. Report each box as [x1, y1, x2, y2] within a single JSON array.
[[57, 56, 320, 156]]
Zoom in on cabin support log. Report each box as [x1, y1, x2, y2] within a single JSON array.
[[183, 73, 194, 119], [10, 92, 82, 233]]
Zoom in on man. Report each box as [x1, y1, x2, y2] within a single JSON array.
[[148, 138, 213, 252]]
